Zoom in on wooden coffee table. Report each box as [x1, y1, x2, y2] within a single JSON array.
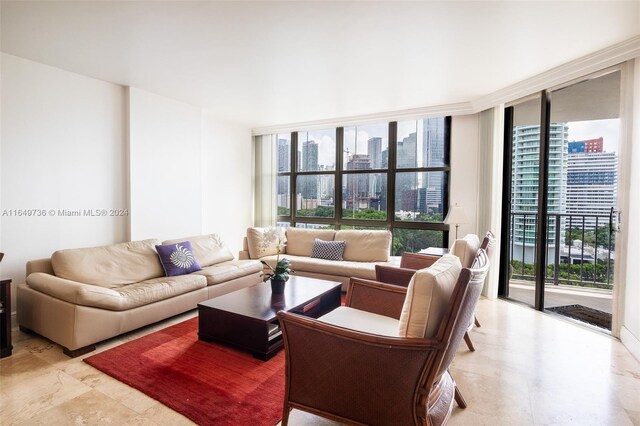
[[198, 275, 342, 360]]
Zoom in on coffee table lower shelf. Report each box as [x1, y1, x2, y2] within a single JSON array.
[[198, 277, 341, 360]]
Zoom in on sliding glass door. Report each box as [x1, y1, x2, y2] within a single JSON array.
[[500, 70, 621, 331]]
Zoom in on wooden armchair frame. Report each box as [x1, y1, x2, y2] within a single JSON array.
[[277, 250, 491, 426]]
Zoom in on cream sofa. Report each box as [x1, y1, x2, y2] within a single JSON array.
[[17, 234, 262, 356], [239, 227, 398, 290]]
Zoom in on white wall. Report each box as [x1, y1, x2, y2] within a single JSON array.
[[128, 88, 203, 241], [0, 54, 128, 288], [448, 114, 480, 247], [620, 60, 640, 360], [1, 56, 254, 315], [201, 113, 253, 256]]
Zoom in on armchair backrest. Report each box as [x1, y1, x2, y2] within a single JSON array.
[[430, 248, 491, 387], [398, 254, 462, 338], [450, 234, 481, 267], [480, 230, 496, 260]]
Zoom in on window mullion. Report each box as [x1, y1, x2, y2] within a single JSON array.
[[290, 131, 297, 226], [388, 121, 398, 230], [336, 127, 344, 228]]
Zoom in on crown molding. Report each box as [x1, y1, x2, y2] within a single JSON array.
[[471, 35, 640, 112], [252, 35, 640, 136], [251, 102, 474, 136]]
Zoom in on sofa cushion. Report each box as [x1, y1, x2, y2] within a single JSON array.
[[311, 239, 346, 261], [26, 272, 207, 311], [319, 306, 400, 337], [334, 230, 391, 262], [155, 242, 202, 276], [285, 228, 335, 257], [451, 234, 481, 268], [192, 259, 263, 285], [398, 254, 461, 338], [51, 239, 164, 288], [246, 227, 286, 259], [162, 234, 234, 267], [260, 254, 379, 280]]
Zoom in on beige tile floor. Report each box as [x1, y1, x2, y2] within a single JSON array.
[[1, 298, 639, 425]]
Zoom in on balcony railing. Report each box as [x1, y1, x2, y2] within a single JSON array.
[[509, 208, 615, 289]]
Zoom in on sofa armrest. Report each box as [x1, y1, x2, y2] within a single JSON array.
[[26, 258, 54, 275], [375, 265, 415, 287], [26, 273, 118, 305], [346, 278, 407, 320]]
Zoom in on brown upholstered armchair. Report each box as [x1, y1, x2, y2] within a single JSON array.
[[277, 250, 491, 425]]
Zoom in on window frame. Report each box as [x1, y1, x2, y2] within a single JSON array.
[[275, 117, 452, 249]]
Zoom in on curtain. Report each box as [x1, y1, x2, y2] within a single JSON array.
[[477, 106, 505, 299], [254, 134, 277, 227]]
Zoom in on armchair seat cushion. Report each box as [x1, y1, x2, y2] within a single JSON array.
[[318, 306, 400, 337]]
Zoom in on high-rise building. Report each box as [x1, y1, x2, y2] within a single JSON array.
[[367, 137, 383, 198], [511, 123, 568, 262], [396, 132, 418, 211], [396, 132, 417, 168], [566, 141, 617, 230], [569, 137, 603, 154], [277, 138, 289, 196], [298, 141, 319, 203], [422, 118, 445, 213], [344, 154, 371, 210], [422, 117, 445, 167], [368, 137, 382, 169], [301, 140, 319, 172]]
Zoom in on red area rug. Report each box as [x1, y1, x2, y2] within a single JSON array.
[[84, 317, 285, 426]]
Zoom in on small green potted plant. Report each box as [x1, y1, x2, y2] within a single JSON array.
[[261, 257, 293, 294], [259, 231, 293, 294]]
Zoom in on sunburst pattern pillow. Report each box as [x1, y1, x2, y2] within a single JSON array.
[[155, 241, 202, 276]]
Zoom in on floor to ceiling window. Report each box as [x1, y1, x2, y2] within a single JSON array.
[[500, 70, 621, 331], [269, 117, 451, 255]]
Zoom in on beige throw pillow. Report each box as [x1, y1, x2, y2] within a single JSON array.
[[398, 254, 462, 338], [285, 228, 335, 256], [246, 227, 286, 259]]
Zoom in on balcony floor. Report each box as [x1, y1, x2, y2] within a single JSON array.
[[508, 279, 613, 315]]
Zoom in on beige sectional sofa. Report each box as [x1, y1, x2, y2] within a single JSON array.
[[17, 234, 262, 356], [239, 227, 399, 289]]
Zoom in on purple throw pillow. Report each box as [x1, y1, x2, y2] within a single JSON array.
[[155, 241, 202, 277]]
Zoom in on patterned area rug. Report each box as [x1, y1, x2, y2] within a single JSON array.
[[84, 317, 284, 426], [547, 304, 612, 330]]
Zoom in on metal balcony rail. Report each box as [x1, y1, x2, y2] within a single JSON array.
[[509, 208, 615, 288]]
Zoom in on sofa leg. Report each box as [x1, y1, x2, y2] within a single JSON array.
[[63, 344, 96, 358], [474, 316, 481, 328]]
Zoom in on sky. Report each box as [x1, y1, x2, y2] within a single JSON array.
[[567, 119, 619, 153]]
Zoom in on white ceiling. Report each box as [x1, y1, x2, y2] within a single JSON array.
[[2, 1, 639, 128]]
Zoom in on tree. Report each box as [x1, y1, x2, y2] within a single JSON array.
[[392, 229, 442, 256], [565, 227, 582, 245], [296, 206, 334, 218], [342, 208, 387, 220]]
